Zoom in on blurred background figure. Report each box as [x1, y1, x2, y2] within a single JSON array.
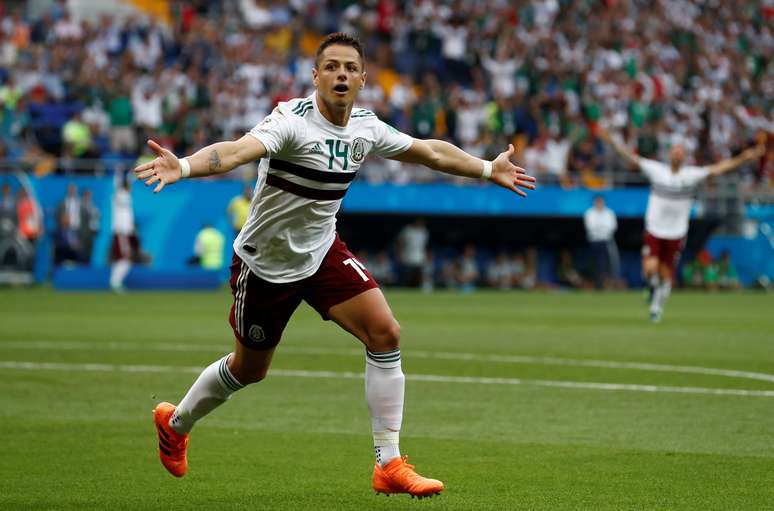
[[583, 195, 619, 289], [396, 218, 428, 288], [16, 186, 41, 270], [61, 111, 96, 161], [421, 249, 436, 293], [444, 244, 480, 293], [682, 249, 740, 291], [509, 252, 529, 290], [227, 185, 253, 237], [110, 177, 134, 292], [56, 183, 80, 241], [521, 248, 539, 290], [368, 250, 397, 287], [717, 250, 741, 291], [556, 249, 587, 289], [188, 223, 225, 271], [0, 183, 16, 235], [53, 208, 80, 266], [0, 182, 21, 269], [487, 252, 514, 290], [79, 188, 100, 264]]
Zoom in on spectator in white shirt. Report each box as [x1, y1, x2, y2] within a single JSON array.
[[486, 252, 513, 290], [583, 195, 619, 289], [396, 218, 429, 287]]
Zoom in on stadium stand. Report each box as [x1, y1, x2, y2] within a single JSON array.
[[0, 0, 772, 289]]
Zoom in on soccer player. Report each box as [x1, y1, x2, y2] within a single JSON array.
[[110, 177, 135, 292], [135, 33, 535, 497], [599, 128, 763, 322]]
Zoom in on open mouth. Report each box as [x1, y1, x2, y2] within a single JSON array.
[[333, 84, 349, 93]]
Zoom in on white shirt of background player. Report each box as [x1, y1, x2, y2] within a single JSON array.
[[600, 129, 764, 240]]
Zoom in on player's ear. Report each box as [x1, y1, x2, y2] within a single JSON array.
[[360, 71, 367, 90], [312, 67, 318, 88]]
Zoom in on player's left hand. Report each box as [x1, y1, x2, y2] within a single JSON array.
[[491, 144, 537, 197]]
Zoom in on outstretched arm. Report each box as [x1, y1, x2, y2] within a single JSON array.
[[706, 145, 765, 176], [598, 127, 641, 170], [390, 139, 536, 197], [134, 135, 267, 193]]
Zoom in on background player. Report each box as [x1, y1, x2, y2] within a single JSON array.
[[135, 33, 535, 498], [599, 128, 763, 322]]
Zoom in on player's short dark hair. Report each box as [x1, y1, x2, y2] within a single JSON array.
[[315, 32, 365, 68]]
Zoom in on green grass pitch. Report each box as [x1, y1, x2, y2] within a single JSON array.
[[1, 288, 773, 510]]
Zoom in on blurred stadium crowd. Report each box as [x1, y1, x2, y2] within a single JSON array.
[[0, 0, 770, 290], [0, 0, 772, 186]]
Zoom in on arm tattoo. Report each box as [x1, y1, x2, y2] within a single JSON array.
[[208, 150, 222, 172]]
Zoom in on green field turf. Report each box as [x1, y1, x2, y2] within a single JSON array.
[[1, 288, 773, 510]]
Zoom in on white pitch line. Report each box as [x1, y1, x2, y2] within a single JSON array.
[[1, 360, 773, 398], [2, 340, 774, 384]]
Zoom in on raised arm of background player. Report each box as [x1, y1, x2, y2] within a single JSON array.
[[598, 126, 765, 176], [597, 126, 642, 170], [703, 145, 764, 176], [134, 133, 536, 196]]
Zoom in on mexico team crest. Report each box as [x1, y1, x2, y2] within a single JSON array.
[[350, 138, 367, 164], [248, 324, 266, 342]]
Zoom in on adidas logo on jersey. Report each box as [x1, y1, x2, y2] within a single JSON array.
[[309, 143, 324, 155]]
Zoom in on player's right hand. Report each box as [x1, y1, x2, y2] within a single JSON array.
[[134, 140, 182, 193]]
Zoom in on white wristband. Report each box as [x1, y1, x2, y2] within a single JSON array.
[[480, 160, 492, 180], [178, 157, 191, 178]]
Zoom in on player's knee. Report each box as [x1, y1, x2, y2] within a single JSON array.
[[366, 319, 401, 352]]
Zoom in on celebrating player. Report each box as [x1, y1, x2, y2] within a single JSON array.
[[135, 33, 536, 498], [600, 128, 763, 322]]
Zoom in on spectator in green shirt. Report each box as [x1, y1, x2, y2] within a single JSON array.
[[108, 83, 135, 154], [718, 250, 741, 290]]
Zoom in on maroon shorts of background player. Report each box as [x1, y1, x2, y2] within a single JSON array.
[[228, 233, 378, 351], [110, 234, 132, 261], [642, 231, 684, 273]]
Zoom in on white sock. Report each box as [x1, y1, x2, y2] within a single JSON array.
[[110, 260, 131, 288], [365, 348, 404, 467], [651, 279, 672, 313], [169, 354, 244, 434], [648, 274, 660, 289]]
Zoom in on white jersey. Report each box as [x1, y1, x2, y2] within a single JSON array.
[[639, 158, 709, 240], [235, 92, 413, 283], [112, 188, 134, 235], [584, 206, 617, 242]]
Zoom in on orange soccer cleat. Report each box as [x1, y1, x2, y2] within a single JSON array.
[[153, 402, 189, 477], [372, 455, 444, 498]]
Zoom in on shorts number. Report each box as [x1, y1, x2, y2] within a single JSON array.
[[343, 257, 369, 281]]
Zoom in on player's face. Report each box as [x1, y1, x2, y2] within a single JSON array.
[[669, 145, 686, 168], [313, 45, 365, 109]]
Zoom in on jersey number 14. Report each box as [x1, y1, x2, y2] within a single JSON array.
[[325, 139, 349, 170]]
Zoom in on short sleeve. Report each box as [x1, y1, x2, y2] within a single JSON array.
[[247, 108, 296, 156], [370, 120, 413, 158], [637, 158, 661, 181], [682, 165, 710, 185]]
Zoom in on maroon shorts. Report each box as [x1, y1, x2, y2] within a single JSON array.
[[642, 231, 684, 271], [228, 233, 378, 350], [110, 234, 132, 261]]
